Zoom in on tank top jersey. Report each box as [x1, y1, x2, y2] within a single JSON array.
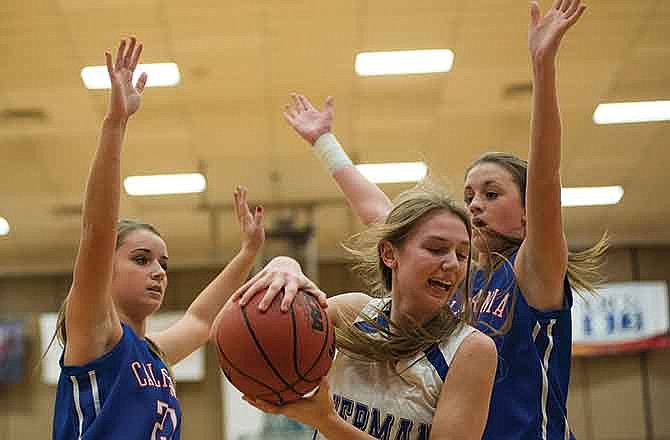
[[313, 297, 477, 440], [53, 323, 181, 440], [470, 250, 575, 440]]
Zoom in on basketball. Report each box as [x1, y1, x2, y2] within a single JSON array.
[[214, 289, 335, 405]]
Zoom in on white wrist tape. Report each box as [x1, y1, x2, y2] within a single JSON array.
[[313, 133, 353, 174]]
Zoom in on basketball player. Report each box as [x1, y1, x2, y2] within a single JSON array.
[[240, 1, 607, 438], [237, 182, 496, 439], [51, 37, 266, 440]]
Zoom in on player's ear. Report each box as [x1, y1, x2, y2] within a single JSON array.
[[379, 240, 398, 270]]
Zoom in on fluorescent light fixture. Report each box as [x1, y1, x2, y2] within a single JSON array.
[[593, 100, 670, 124], [124, 173, 206, 196], [0, 217, 9, 236], [561, 186, 623, 207], [356, 162, 427, 184], [81, 63, 181, 89], [355, 49, 454, 76]]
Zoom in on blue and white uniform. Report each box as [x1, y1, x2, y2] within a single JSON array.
[[53, 323, 181, 440], [472, 250, 574, 440], [313, 297, 477, 440]]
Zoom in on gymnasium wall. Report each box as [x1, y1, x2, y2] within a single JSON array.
[[0, 247, 668, 440]]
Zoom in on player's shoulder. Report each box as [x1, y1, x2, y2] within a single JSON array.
[[455, 329, 497, 367], [327, 292, 374, 327]]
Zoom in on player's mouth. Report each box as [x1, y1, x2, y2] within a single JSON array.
[[428, 278, 453, 293]]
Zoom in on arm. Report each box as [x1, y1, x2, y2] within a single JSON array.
[[246, 379, 378, 440], [64, 38, 147, 365], [284, 94, 392, 225], [153, 187, 264, 365], [430, 332, 497, 440], [516, 0, 586, 311]]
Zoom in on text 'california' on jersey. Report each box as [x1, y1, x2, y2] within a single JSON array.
[[53, 323, 181, 440]]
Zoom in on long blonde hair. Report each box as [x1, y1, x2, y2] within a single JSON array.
[[41, 220, 173, 377], [337, 180, 474, 362]]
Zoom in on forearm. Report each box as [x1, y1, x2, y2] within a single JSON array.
[[315, 414, 377, 440], [189, 246, 259, 328], [81, 117, 125, 239], [528, 58, 561, 184], [314, 134, 392, 225]]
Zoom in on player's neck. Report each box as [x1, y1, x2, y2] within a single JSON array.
[[118, 310, 148, 338]]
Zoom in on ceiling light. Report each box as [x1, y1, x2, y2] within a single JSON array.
[[356, 162, 427, 184], [561, 186, 624, 207], [355, 50, 454, 76], [124, 173, 206, 196], [81, 63, 181, 89], [593, 101, 670, 124], [0, 217, 9, 236]]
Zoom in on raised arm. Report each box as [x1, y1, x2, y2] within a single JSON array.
[[153, 187, 264, 364], [65, 37, 147, 365], [517, 0, 586, 310], [284, 94, 392, 225]]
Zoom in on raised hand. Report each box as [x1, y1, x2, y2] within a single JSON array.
[[529, 0, 587, 62], [234, 186, 265, 254], [283, 93, 334, 145], [104, 37, 148, 122]]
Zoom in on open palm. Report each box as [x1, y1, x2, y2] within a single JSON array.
[[105, 37, 147, 121], [529, 0, 586, 61], [283, 94, 334, 145]]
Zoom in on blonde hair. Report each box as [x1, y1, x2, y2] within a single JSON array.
[[40, 219, 174, 379], [337, 180, 474, 362]]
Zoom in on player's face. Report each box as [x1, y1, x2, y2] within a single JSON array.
[[464, 162, 526, 253], [384, 210, 470, 322], [112, 229, 169, 318]]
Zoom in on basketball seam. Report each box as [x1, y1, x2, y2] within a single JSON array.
[[298, 294, 334, 380], [241, 295, 303, 402], [215, 332, 281, 402]]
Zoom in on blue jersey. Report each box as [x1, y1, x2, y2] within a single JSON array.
[[472, 250, 574, 440], [53, 323, 181, 440]]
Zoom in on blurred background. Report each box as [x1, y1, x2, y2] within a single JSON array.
[[0, 0, 668, 438]]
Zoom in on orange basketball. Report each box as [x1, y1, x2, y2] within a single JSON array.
[[214, 289, 335, 404]]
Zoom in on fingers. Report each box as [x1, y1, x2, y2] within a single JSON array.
[[135, 72, 148, 94], [280, 276, 300, 312], [234, 186, 250, 223], [311, 288, 329, 309], [254, 205, 264, 227], [124, 37, 137, 69], [129, 41, 143, 72], [258, 277, 287, 311], [324, 96, 335, 116], [529, 1, 541, 28], [567, 2, 587, 25], [290, 93, 302, 113], [231, 269, 265, 302], [296, 94, 310, 111], [105, 51, 114, 77], [557, 0, 570, 11], [564, 0, 580, 17], [238, 272, 273, 306], [114, 39, 127, 71]]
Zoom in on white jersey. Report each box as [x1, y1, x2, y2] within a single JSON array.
[[313, 298, 477, 440]]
